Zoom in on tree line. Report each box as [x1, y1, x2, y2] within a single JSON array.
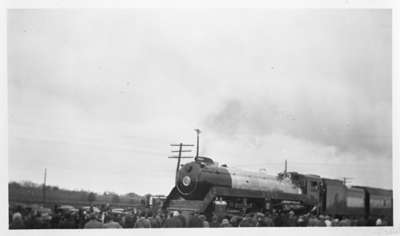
[[9, 181, 144, 207]]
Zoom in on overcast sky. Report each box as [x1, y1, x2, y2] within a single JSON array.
[[8, 9, 392, 195]]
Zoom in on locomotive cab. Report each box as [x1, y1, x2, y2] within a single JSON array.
[[283, 172, 323, 210]]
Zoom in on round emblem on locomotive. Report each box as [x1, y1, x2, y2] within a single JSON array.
[[182, 176, 191, 186]]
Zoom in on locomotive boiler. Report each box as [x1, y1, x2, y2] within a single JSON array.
[[176, 156, 301, 200]]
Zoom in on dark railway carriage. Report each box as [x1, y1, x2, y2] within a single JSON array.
[[367, 187, 392, 217], [345, 187, 365, 216], [321, 178, 347, 215], [352, 186, 393, 219]]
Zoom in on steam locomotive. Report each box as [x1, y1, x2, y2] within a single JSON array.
[[163, 156, 392, 222]]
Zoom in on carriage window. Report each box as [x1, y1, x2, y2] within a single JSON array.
[[310, 181, 319, 192]]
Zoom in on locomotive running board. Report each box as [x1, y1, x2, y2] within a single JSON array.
[[166, 200, 205, 212], [210, 187, 315, 205], [163, 186, 315, 213]]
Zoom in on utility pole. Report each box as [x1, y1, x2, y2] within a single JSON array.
[[284, 160, 287, 175], [42, 168, 47, 206], [194, 129, 201, 158], [343, 177, 353, 185], [169, 143, 194, 183]]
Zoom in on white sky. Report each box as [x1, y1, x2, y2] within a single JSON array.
[[8, 9, 392, 195]]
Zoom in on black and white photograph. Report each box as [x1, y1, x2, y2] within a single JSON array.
[[3, 3, 399, 234]]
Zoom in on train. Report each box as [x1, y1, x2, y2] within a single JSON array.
[[163, 156, 392, 224]]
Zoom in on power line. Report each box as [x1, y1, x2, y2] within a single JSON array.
[[168, 143, 194, 183], [234, 161, 389, 168]]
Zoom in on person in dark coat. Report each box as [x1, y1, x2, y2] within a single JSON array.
[[177, 213, 186, 227], [84, 214, 103, 229], [209, 215, 219, 227], [39, 216, 51, 229], [59, 213, 77, 229], [123, 213, 136, 228], [26, 212, 42, 229], [149, 216, 161, 228], [198, 215, 209, 227], [50, 212, 61, 228], [286, 211, 297, 227], [230, 216, 241, 227], [188, 214, 204, 227], [273, 213, 286, 227], [296, 216, 308, 227], [356, 217, 367, 226], [103, 215, 122, 228], [163, 214, 184, 228], [307, 215, 321, 227], [135, 217, 151, 228], [338, 216, 351, 226], [366, 217, 376, 226], [259, 214, 274, 227], [239, 216, 256, 227]]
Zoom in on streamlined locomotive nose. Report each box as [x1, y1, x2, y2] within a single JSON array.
[[176, 162, 201, 197], [176, 159, 233, 200]]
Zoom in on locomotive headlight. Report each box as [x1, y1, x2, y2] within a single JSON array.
[[182, 176, 191, 186]]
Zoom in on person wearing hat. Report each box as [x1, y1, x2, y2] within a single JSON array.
[[84, 213, 103, 229], [338, 216, 351, 227], [324, 215, 332, 227], [260, 213, 274, 227], [286, 211, 297, 227], [198, 214, 209, 227], [376, 218, 383, 226], [176, 211, 187, 227], [149, 214, 161, 228], [134, 212, 151, 228], [123, 212, 136, 228], [317, 215, 326, 226], [209, 214, 219, 227], [273, 212, 286, 227], [163, 212, 183, 228], [10, 212, 25, 229], [229, 216, 240, 227], [239, 215, 256, 227], [332, 218, 340, 226], [307, 214, 322, 227], [296, 216, 307, 227], [220, 218, 232, 227]]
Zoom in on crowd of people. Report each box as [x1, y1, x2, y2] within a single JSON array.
[[9, 204, 391, 229]]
